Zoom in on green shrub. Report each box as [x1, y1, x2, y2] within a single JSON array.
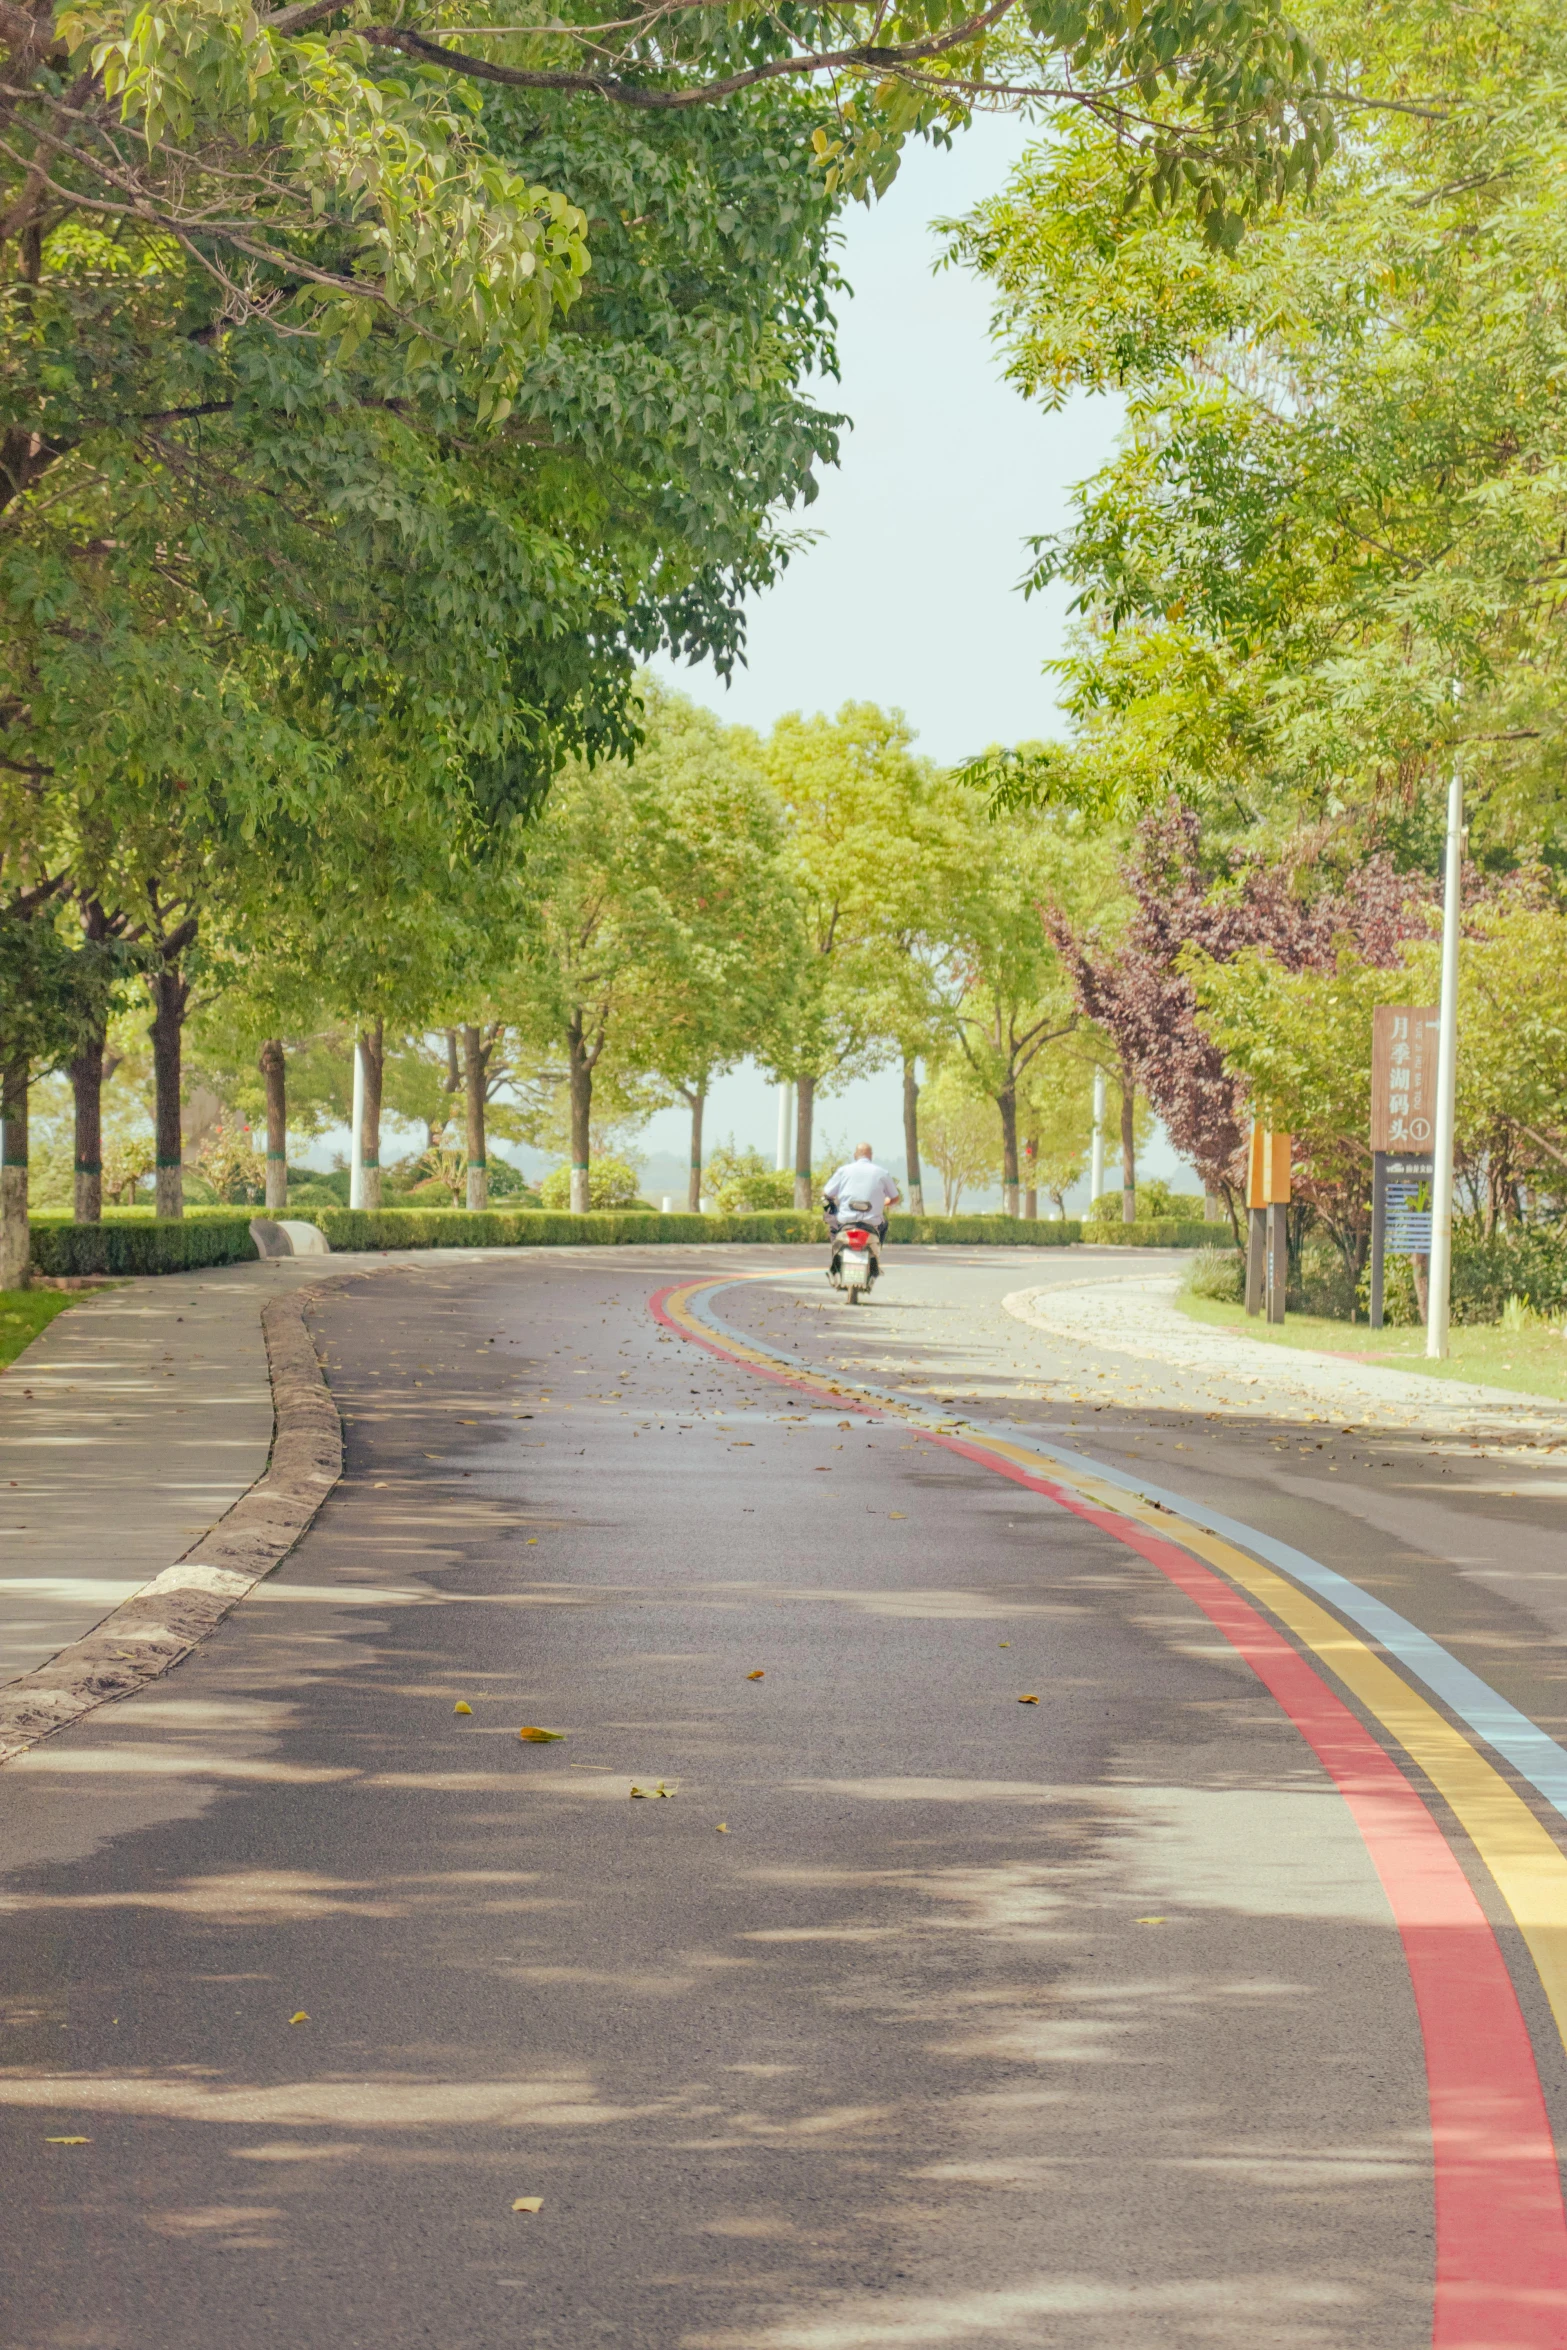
[[24, 1203, 1089, 1276], [890, 1215, 1080, 1246], [701, 1144, 796, 1213], [1290, 1240, 1360, 1319], [307, 1207, 817, 1249], [29, 1212, 259, 1276], [538, 1158, 643, 1210], [1090, 1180, 1206, 1224], [1090, 1219, 1215, 1248], [288, 1165, 349, 1205], [484, 1159, 535, 1200], [296, 1207, 1085, 1252], [1450, 1227, 1567, 1325], [1183, 1246, 1245, 1303], [1350, 1224, 1567, 1327]]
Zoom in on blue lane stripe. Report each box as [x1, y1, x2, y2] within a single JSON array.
[[683, 1277, 1567, 1828]]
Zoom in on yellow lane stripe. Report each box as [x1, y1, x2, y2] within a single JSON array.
[[1051, 1460, 1567, 2050], [665, 1278, 1567, 2052]]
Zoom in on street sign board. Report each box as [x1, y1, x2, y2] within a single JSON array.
[[1384, 1158, 1434, 1254], [1371, 1005, 1439, 1152]]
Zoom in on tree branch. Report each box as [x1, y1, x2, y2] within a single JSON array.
[[1519, 1122, 1567, 1175], [362, 0, 1016, 108]]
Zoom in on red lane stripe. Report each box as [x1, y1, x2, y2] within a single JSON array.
[[653, 1284, 1567, 2345]]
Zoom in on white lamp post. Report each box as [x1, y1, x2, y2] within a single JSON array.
[[1090, 1068, 1106, 1207], [349, 1036, 366, 1210], [1426, 755, 1464, 1359]]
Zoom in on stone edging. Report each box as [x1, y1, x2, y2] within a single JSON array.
[[0, 1291, 342, 1767]]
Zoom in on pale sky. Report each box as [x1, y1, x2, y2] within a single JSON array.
[[631, 117, 1195, 1200], [650, 115, 1124, 764]]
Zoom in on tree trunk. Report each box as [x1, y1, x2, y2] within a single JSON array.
[[70, 896, 110, 1223], [688, 1087, 705, 1213], [149, 961, 190, 1219], [902, 1057, 924, 1215], [793, 1074, 815, 1212], [1120, 1067, 1137, 1223], [1022, 1132, 1038, 1220], [359, 1020, 384, 1210], [567, 1010, 591, 1212], [70, 1027, 105, 1224], [259, 1039, 287, 1209], [997, 1082, 1019, 1218], [0, 1056, 29, 1290], [1412, 1251, 1430, 1322], [463, 1024, 488, 1211]]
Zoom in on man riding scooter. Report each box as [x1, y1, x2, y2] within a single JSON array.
[[822, 1142, 902, 1299]]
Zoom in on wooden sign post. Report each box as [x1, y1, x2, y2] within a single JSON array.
[[1369, 1006, 1438, 1327], [1246, 1123, 1291, 1323]]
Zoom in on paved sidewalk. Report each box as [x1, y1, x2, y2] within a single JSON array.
[[0, 1259, 345, 1682], [1005, 1267, 1567, 1447]]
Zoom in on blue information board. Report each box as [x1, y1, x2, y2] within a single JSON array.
[[1385, 1168, 1432, 1255]]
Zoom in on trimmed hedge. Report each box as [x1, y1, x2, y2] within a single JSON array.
[[892, 1214, 1079, 1246], [30, 1211, 260, 1277], [309, 1207, 1084, 1251], [27, 1203, 1086, 1275], [1085, 1219, 1217, 1249], [309, 1207, 812, 1249]]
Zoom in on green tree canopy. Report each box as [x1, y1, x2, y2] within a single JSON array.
[[946, 0, 1567, 860]]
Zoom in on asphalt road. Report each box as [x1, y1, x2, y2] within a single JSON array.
[[5, 1244, 1567, 2350]]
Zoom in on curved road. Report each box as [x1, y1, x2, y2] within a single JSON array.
[[5, 1243, 1567, 2350]]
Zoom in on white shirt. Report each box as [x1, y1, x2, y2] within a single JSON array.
[[824, 1160, 900, 1221]]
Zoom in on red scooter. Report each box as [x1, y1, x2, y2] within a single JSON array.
[[825, 1199, 880, 1301]]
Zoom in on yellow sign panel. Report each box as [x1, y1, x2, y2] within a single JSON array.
[[1247, 1123, 1291, 1208]]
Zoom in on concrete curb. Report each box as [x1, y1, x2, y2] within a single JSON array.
[[0, 1291, 342, 1767]]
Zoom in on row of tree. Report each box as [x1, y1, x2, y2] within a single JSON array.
[[16, 0, 1557, 1294], [15, 688, 1151, 1238], [1, 0, 1359, 1284], [21, 646, 1564, 1289], [939, 0, 1567, 1294]]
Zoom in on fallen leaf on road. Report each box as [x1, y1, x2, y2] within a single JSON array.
[[999, 1642, 1010, 1648], [838, 1421, 853, 1430], [527, 1537, 539, 1544], [716, 1823, 729, 1833], [1137, 1916, 1168, 1925], [746, 1670, 765, 1681], [1017, 1695, 1039, 1705], [289, 2012, 310, 2025], [45, 2136, 89, 2145], [630, 1781, 674, 1799], [888, 1512, 905, 1519], [519, 1727, 565, 1743], [454, 1702, 472, 1715], [512, 2197, 543, 2214]]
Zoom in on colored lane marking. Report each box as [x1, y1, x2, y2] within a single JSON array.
[[942, 1427, 1567, 2061], [651, 1275, 1567, 2344], [1057, 1486, 1567, 2345], [697, 1278, 1567, 1827], [671, 1277, 1567, 2035], [669, 1276, 1567, 2048]]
